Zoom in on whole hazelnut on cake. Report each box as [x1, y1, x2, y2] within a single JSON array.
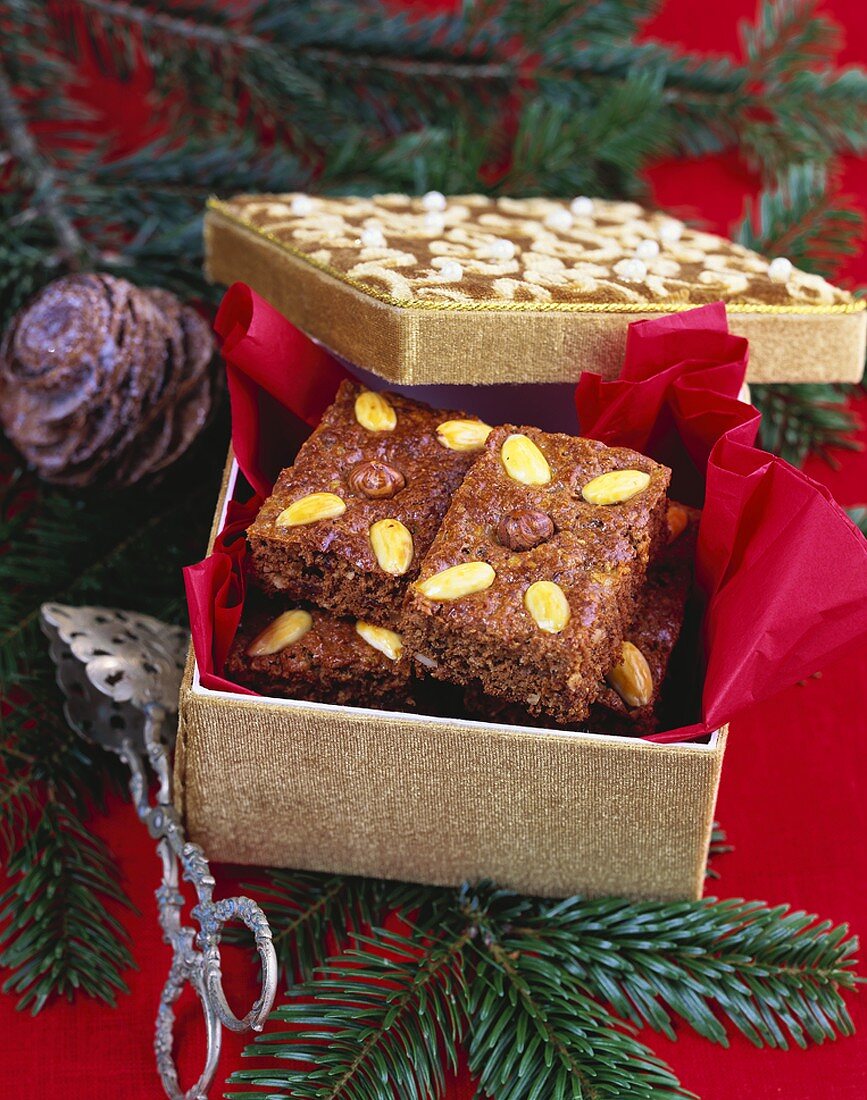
[[348, 460, 406, 499], [497, 508, 555, 551]]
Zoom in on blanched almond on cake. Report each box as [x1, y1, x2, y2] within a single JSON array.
[[436, 419, 492, 452], [355, 620, 403, 661], [524, 581, 570, 633], [369, 518, 414, 575], [354, 389, 397, 431], [606, 641, 653, 707], [500, 433, 551, 485], [276, 493, 346, 527], [582, 469, 650, 505], [415, 561, 495, 601], [247, 609, 313, 656]]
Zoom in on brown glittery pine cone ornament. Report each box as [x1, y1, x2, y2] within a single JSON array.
[[0, 274, 219, 488]]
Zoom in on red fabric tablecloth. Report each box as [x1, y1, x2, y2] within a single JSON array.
[[2, 1, 867, 1096]]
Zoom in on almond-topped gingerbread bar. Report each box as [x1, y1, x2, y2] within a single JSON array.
[[247, 380, 490, 627], [225, 602, 412, 709], [402, 425, 671, 725]]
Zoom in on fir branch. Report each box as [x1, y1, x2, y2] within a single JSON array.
[[706, 822, 732, 880], [233, 867, 460, 986], [233, 871, 394, 984], [73, 0, 485, 145], [504, 76, 672, 198], [0, 434, 223, 692], [750, 383, 861, 468], [738, 0, 867, 170], [227, 879, 859, 1099], [485, 891, 860, 1050], [0, 54, 90, 267], [78, 0, 501, 81], [0, 800, 136, 1014], [0, 418, 225, 1013], [4, 0, 867, 320], [468, 938, 690, 1099], [0, 189, 65, 328], [227, 919, 469, 1099], [735, 165, 864, 467], [741, 0, 839, 77], [736, 163, 863, 279]]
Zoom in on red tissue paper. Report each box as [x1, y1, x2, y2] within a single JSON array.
[[213, 282, 349, 497], [185, 287, 867, 743]]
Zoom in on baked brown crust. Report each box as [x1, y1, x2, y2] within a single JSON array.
[[225, 603, 412, 708], [246, 380, 484, 627], [403, 425, 670, 724]]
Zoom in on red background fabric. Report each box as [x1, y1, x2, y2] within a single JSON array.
[[2, 1, 867, 1096]]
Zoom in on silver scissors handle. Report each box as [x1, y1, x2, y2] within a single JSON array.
[[122, 706, 278, 1100]]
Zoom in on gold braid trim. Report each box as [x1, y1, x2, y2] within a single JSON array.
[[206, 198, 866, 317]]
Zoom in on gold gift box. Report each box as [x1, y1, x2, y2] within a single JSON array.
[[204, 192, 866, 385], [176, 457, 727, 902], [183, 191, 767, 899]]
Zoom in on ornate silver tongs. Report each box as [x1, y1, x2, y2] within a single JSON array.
[[40, 603, 278, 1100]]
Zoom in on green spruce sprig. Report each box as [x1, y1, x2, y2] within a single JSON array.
[[737, 162, 863, 280], [234, 870, 430, 983], [226, 879, 860, 1099], [465, 889, 691, 1099], [229, 916, 470, 1100], [0, 801, 136, 1013], [705, 822, 732, 879], [0, 428, 226, 1012], [750, 383, 862, 467]]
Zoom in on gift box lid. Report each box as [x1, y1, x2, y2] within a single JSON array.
[[204, 192, 866, 386]]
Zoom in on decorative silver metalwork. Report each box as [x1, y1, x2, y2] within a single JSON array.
[[40, 603, 278, 1100]]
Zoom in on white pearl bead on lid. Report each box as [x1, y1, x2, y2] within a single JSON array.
[[291, 194, 314, 215], [570, 196, 594, 217], [658, 219, 683, 244], [484, 238, 516, 261], [422, 190, 447, 212], [438, 260, 463, 281], [635, 239, 660, 260], [544, 208, 574, 232], [360, 225, 387, 248], [423, 211, 445, 233], [768, 256, 793, 284], [613, 257, 648, 282]]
